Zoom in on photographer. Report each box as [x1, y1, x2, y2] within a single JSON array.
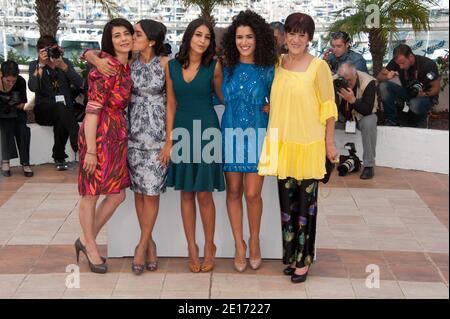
[[0, 61, 33, 177], [334, 61, 378, 180], [28, 35, 82, 170], [323, 31, 369, 75], [378, 44, 441, 127], [269, 21, 288, 56]]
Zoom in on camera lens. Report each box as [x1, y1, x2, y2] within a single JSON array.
[[338, 158, 356, 176]]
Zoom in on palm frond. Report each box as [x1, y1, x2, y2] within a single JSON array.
[[92, 0, 120, 19], [387, 0, 434, 32]]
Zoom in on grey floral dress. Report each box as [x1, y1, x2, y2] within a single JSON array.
[[127, 56, 167, 195]]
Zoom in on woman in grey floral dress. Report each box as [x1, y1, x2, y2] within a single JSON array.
[[84, 19, 168, 275]]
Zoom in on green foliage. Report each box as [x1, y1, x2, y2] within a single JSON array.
[[0, 50, 33, 65], [327, 0, 435, 75], [178, 0, 235, 24]]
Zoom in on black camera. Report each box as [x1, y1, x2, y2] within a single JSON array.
[[406, 80, 423, 98], [337, 142, 361, 176], [334, 77, 349, 91], [0, 91, 21, 115], [45, 45, 62, 59]]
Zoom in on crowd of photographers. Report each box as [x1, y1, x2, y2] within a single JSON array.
[[0, 29, 442, 179]]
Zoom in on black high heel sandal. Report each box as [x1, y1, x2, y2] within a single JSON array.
[[74, 238, 107, 274]]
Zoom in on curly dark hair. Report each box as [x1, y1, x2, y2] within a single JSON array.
[[176, 18, 216, 69], [222, 10, 277, 77]]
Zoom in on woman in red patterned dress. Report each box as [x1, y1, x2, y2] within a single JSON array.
[[75, 18, 134, 274]]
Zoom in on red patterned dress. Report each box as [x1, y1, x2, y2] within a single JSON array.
[[78, 52, 132, 195]]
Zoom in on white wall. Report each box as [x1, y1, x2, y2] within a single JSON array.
[[334, 126, 449, 174], [3, 124, 76, 166]]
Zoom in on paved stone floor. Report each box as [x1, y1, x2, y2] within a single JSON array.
[[0, 164, 448, 299]]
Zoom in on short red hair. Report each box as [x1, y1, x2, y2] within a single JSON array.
[[284, 13, 315, 41]]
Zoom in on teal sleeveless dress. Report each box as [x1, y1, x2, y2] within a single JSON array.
[[166, 59, 225, 192]]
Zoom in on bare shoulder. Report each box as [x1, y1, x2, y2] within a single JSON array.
[[160, 56, 169, 69], [214, 59, 223, 73]]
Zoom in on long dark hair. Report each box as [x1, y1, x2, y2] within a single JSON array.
[[137, 19, 167, 56], [176, 18, 216, 68], [222, 10, 277, 78], [101, 18, 134, 60]]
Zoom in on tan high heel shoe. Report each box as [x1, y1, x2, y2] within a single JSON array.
[[188, 244, 201, 273], [201, 244, 216, 272], [234, 241, 247, 272], [249, 239, 262, 270]]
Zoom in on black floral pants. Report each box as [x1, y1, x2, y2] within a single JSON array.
[[277, 178, 319, 268]]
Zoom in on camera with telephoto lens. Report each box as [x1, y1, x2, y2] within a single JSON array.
[[406, 80, 423, 98], [0, 91, 21, 115], [45, 45, 62, 59], [337, 142, 361, 176], [334, 77, 349, 92]]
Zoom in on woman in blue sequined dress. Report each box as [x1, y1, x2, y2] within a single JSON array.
[[221, 10, 277, 272]]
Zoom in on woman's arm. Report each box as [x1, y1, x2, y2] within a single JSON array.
[[159, 62, 176, 167], [82, 113, 99, 175], [213, 60, 224, 104], [82, 65, 117, 174], [83, 50, 116, 77], [315, 60, 339, 162], [325, 117, 338, 163]]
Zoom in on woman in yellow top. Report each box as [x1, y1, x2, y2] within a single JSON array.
[[258, 13, 338, 283]]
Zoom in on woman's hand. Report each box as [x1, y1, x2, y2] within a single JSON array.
[[83, 152, 97, 175], [262, 103, 270, 113], [326, 143, 339, 163], [96, 58, 116, 77], [159, 142, 172, 167]]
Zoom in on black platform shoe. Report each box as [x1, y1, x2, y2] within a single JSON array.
[[291, 267, 309, 283], [283, 266, 296, 276]]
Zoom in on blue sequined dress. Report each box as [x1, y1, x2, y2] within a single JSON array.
[[221, 63, 275, 172]]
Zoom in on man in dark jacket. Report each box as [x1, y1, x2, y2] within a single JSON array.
[[28, 35, 82, 170]]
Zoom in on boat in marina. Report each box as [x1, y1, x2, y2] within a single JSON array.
[[0, 0, 447, 64], [23, 28, 41, 47], [58, 27, 102, 49]]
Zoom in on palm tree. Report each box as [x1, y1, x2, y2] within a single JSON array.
[[35, 0, 119, 37], [328, 0, 435, 76], [179, 0, 235, 25]]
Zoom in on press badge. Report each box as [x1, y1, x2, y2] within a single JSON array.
[[55, 95, 66, 105], [402, 103, 409, 113], [345, 120, 356, 134]]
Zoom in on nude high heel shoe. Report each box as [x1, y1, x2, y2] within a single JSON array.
[[234, 241, 247, 273], [201, 244, 216, 273], [188, 244, 201, 273], [249, 239, 262, 270]]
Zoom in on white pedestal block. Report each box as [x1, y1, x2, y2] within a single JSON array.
[[107, 176, 283, 258]]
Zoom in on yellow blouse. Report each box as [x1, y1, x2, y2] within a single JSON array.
[[258, 56, 338, 180]]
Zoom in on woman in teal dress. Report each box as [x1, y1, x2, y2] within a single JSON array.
[[160, 18, 224, 273]]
